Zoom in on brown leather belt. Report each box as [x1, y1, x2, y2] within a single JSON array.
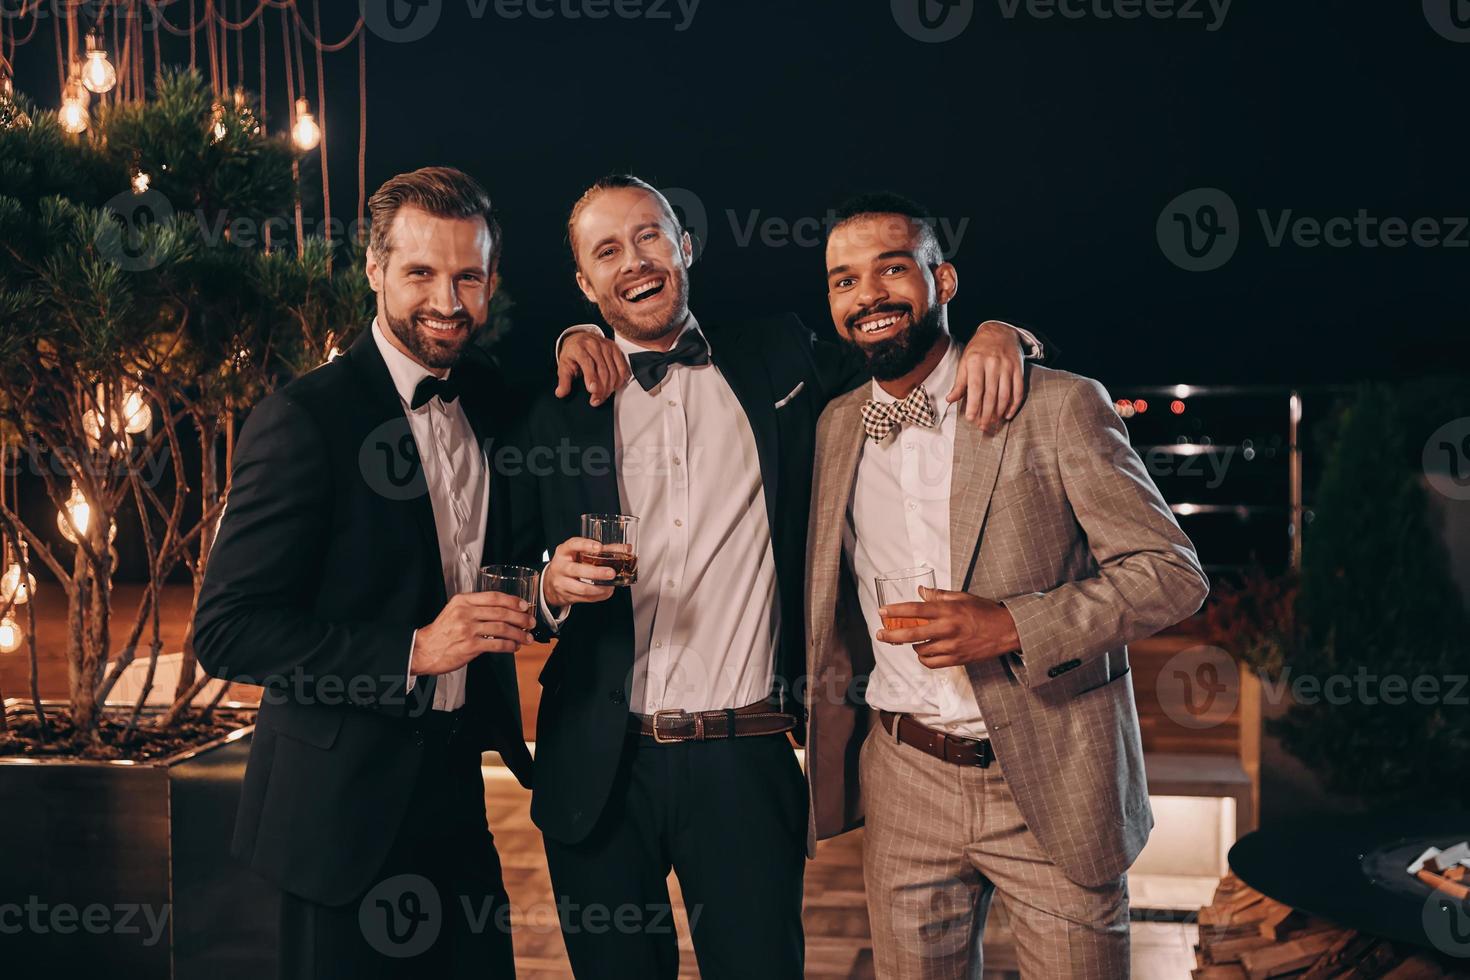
[[630, 698, 798, 744], [879, 709, 994, 768]]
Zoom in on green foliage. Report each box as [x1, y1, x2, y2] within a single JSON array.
[[0, 70, 373, 403], [1270, 379, 1470, 806]]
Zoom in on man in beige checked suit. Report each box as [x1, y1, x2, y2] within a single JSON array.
[[804, 193, 1209, 978]]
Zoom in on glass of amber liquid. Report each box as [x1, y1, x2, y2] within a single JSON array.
[[876, 565, 936, 630], [579, 514, 640, 586]]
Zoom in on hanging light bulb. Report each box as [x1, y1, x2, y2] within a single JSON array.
[[291, 97, 321, 151], [0, 616, 22, 654], [1, 563, 36, 605], [0, 69, 12, 100], [57, 483, 117, 545], [60, 68, 90, 134], [81, 35, 117, 95], [59, 98, 89, 134], [131, 170, 150, 194], [209, 101, 227, 143], [122, 387, 152, 433]]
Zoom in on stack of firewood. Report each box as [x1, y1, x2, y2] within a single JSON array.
[[1192, 875, 1467, 979]]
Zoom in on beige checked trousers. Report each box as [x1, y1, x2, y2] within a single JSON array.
[[860, 724, 1131, 979]]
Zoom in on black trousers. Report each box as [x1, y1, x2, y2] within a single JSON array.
[[542, 731, 809, 980], [277, 733, 515, 979]]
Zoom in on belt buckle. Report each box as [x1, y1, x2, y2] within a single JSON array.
[[651, 709, 686, 744], [972, 739, 993, 768]]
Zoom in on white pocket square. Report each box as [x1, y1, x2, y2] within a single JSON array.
[[774, 381, 805, 409]]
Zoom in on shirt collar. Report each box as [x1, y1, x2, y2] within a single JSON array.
[[869, 336, 958, 424], [371, 317, 447, 411], [612, 313, 704, 359]]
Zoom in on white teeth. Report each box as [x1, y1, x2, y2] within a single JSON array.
[[623, 278, 663, 301], [859, 314, 903, 333]]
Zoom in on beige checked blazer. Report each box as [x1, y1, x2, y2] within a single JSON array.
[[803, 363, 1209, 888]]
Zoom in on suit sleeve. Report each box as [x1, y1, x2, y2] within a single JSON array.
[[1002, 378, 1210, 688], [193, 392, 420, 714]]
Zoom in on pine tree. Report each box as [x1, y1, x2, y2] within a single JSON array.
[[0, 70, 422, 751]]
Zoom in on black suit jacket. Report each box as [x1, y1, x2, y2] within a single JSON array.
[[492, 313, 863, 845], [195, 327, 534, 906]]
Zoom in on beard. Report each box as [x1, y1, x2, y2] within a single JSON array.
[[382, 303, 483, 370], [847, 301, 946, 380], [599, 266, 692, 345]]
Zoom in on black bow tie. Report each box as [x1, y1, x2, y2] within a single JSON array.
[[627, 330, 711, 392], [411, 374, 460, 410]]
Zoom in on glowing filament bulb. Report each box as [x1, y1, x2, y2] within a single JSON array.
[[291, 97, 320, 151]]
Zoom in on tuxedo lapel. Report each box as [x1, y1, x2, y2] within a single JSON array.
[[706, 328, 780, 532], [343, 329, 447, 603], [949, 408, 1011, 591]]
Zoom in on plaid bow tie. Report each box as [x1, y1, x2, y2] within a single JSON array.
[[861, 386, 936, 442]]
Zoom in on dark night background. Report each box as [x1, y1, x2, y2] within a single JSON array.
[[13, 0, 1468, 387], [9, 0, 1468, 576]]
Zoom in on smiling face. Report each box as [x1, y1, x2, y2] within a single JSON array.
[[365, 204, 497, 373], [826, 213, 957, 381], [571, 186, 693, 348]]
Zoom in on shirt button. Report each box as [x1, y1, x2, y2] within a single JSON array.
[[672, 456, 682, 465], [904, 443, 914, 452], [907, 501, 918, 511], [666, 580, 676, 590], [674, 519, 683, 527], [667, 399, 677, 407], [654, 641, 663, 649]]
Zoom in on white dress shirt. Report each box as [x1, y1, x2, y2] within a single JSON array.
[[546, 316, 780, 714], [842, 338, 988, 738], [371, 319, 490, 712]]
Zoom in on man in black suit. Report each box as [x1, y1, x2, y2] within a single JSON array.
[[496, 175, 1041, 979], [195, 167, 597, 978]]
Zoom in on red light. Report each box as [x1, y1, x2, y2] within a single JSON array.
[[1132, 399, 1149, 414], [1115, 399, 1130, 412], [1170, 399, 1186, 415]]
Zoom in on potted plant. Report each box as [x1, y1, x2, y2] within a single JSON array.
[[1206, 380, 1470, 821], [0, 70, 368, 975]]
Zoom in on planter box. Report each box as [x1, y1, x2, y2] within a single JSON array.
[[0, 699, 275, 976]]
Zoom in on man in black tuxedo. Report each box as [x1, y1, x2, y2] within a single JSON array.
[[495, 175, 1041, 979], [195, 167, 595, 978]]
